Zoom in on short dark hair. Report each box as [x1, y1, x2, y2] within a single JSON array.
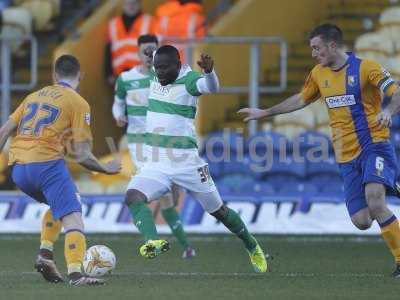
[[54, 55, 80, 78], [155, 45, 180, 61], [309, 23, 343, 46], [138, 34, 158, 46]]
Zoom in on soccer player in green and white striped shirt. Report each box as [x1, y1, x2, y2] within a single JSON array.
[[124, 45, 268, 273], [112, 35, 195, 259]]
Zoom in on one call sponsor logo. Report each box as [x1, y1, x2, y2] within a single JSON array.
[[325, 95, 356, 109]]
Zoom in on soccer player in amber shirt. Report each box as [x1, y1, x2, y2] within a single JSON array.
[[0, 55, 121, 286], [239, 24, 400, 277]]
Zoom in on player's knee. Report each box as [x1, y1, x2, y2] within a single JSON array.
[[125, 189, 148, 206], [353, 221, 371, 230], [210, 204, 228, 221], [351, 216, 372, 230], [61, 212, 84, 232]]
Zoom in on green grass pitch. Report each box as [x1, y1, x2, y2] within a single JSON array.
[[0, 234, 399, 300]]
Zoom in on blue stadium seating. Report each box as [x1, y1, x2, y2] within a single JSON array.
[[391, 131, 400, 151], [203, 130, 246, 157], [201, 130, 225, 157], [309, 174, 343, 191], [320, 181, 345, 196], [222, 155, 252, 176], [236, 180, 275, 196], [260, 155, 306, 190], [207, 161, 223, 179], [215, 174, 254, 193], [247, 131, 291, 156], [201, 155, 223, 179], [279, 182, 319, 195], [306, 155, 340, 177], [204, 129, 347, 199], [294, 131, 333, 155], [263, 175, 301, 192], [392, 114, 400, 130]]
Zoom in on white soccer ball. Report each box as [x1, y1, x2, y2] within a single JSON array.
[[83, 245, 116, 277]]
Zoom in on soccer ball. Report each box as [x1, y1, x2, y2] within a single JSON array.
[[83, 245, 116, 277]]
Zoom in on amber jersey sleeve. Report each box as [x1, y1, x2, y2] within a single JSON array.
[[301, 67, 321, 104], [69, 96, 93, 143], [364, 59, 398, 97]]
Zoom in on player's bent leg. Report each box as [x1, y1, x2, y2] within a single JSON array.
[[191, 190, 267, 272], [125, 189, 170, 259], [125, 189, 159, 242], [35, 209, 64, 283], [159, 191, 195, 259], [210, 205, 267, 273], [350, 208, 373, 230], [365, 183, 400, 276], [62, 212, 105, 286], [40, 209, 62, 256]]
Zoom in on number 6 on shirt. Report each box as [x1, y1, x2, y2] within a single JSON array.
[[376, 156, 384, 172]]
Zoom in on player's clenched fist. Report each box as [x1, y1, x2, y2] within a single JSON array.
[[197, 53, 214, 73]]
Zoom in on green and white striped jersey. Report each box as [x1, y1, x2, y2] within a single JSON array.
[[114, 66, 150, 144], [145, 64, 203, 158]]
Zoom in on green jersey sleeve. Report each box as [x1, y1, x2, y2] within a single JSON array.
[[185, 71, 203, 97], [115, 75, 127, 99]]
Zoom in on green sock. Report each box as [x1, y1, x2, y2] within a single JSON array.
[[220, 207, 257, 252], [127, 201, 158, 241], [161, 207, 190, 249]]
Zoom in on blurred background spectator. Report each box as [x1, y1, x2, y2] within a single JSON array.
[[105, 0, 156, 86], [155, 0, 206, 63]]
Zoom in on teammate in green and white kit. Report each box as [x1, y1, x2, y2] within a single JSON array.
[[112, 35, 195, 259], [123, 44, 268, 273]]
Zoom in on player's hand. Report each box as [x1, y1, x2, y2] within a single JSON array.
[[197, 53, 214, 74], [104, 159, 122, 174], [237, 108, 269, 122], [116, 115, 128, 127], [377, 109, 392, 128]]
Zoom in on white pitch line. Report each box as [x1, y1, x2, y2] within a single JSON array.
[[14, 271, 384, 278], [0, 235, 384, 243]]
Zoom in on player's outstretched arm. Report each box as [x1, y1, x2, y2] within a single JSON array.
[[112, 99, 127, 127], [73, 141, 121, 174], [238, 93, 308, 122], [113, 75, 128, 128], [377, 88, 400, 128], [0, 119, 17, 151], [196, 53, 220, 94]]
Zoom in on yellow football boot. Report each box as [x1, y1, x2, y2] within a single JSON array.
[[139, 239, 170, 259], [248, 243, 268, 273]]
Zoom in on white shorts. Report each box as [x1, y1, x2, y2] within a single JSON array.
[[128, 143, 186, 207], [127, 154, 222, 213]]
